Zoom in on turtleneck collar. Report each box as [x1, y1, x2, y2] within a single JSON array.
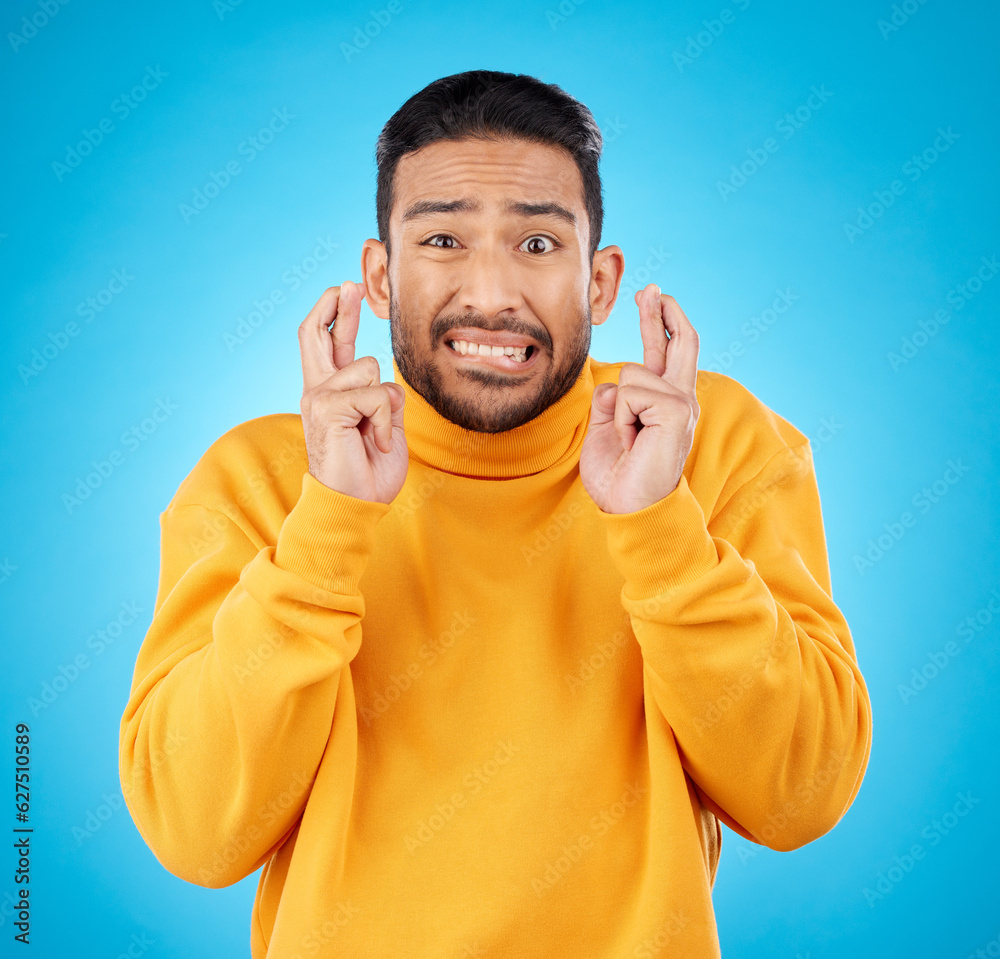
[[392, 356, 596, 480]]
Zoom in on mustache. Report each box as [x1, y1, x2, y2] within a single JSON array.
[[430, 314, 552, 350]]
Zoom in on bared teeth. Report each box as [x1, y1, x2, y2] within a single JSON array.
[[449, 339, 529, 361]]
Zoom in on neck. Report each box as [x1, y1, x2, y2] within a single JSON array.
[[391, 357, 596, 480]]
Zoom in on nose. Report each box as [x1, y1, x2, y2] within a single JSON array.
[[457, 242, 525, 321]]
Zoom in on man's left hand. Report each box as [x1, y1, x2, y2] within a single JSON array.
[[580, 284, 701, 514]]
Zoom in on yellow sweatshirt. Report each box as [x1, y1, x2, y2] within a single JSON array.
[[119, 355, 871, 958]]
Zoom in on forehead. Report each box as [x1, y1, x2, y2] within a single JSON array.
[[393, 137, 585, 225]]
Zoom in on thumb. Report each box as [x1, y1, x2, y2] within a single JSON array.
[[386, 383, 406, 424], [589, 383, 617, 426]]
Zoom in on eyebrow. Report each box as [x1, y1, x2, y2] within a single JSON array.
[[401, 197, 577, 228]]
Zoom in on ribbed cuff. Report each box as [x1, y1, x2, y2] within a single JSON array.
[[273, 471, 391, 595], [596, 474, 719, 596]]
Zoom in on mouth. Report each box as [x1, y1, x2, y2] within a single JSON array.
[[443, 330, 542, 373]]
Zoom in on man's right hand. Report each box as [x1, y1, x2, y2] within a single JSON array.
[[298, 281, 408, 505]]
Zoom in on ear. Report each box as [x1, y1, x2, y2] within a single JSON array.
[[361, 238, 390, 320], [589, 244, 625, 327]]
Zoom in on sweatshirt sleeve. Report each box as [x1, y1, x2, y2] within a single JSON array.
[[118, 470, 390, 886], [596, 441, 872, 851]]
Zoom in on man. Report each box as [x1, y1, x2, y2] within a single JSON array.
[[119, 70, 871, 957]]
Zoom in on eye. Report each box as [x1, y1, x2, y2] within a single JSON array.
[[520, 235, 558, 254], [422, 234, 458, 249], [419, 233, 560, 253]]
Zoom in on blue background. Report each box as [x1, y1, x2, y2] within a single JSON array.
[[1, 0, 998, 955]]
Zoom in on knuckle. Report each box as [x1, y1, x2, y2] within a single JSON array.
[[323, 385, 351, 407], [301, 390, 326, 414]]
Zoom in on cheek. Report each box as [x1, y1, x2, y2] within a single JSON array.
[[527, 277, 580, 316], [402, 272, 452, 314]]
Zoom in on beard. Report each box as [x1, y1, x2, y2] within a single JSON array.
[[388, 284, 593, 434]]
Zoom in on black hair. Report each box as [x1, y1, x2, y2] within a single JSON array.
[[374, 70, 603, 263]]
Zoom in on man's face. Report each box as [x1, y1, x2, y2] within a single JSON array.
[[362, 136, 622, 433]]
